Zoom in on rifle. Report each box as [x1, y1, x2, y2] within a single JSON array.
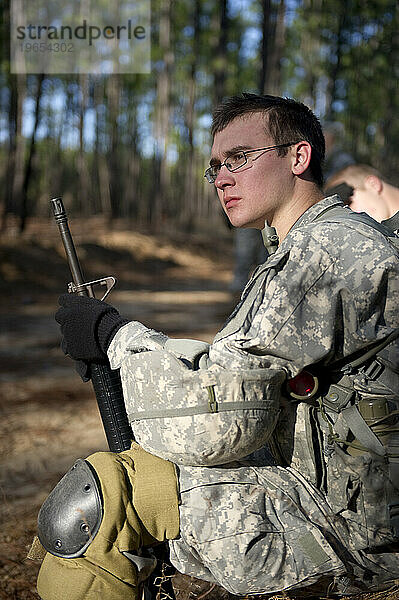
[[51, 197, 133, 453], [51, 198, 180, 599]]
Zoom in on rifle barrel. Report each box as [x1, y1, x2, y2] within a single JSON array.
[[51, 197, 133, 452]]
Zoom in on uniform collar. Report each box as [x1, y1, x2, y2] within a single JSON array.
[[261, 195, 345, 251], [381, 210, 399, 235], [289, 194, 345, 234]]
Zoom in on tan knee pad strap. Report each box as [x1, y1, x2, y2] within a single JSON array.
[[122, 441, 180, 541]]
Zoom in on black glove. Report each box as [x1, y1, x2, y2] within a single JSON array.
[[74, 358, 92, 383], [55, 294, 129, 362]]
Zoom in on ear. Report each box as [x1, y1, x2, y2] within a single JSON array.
[[291, 141, 312, 176], [364, 175, 383, 194]]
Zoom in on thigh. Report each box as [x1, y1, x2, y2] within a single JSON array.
[[170, 465, 347, 596]]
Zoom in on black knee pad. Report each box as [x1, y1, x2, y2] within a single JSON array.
[[38, 458, 103, 558]]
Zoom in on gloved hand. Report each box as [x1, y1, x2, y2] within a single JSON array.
[[55, 294, 129, 363], [73, 357, 92, 383]]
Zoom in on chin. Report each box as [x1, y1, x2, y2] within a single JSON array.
[[228, 214, 256, 229], [234, 220, 263, 230], [227, 215, 241, 228]]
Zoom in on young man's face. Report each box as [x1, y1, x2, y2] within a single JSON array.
[[210, 112, 294, 229]]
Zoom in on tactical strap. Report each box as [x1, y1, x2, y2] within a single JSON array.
[[341, 404, 386, 456], [313, 203, 397, 238], [214, 259, 283, 343], [129, 399, 274, 420], [297, 532, 331, 567], [332, 328, 399, 376]]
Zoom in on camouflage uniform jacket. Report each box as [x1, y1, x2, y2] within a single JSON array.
[[108, 195, 399, 595]]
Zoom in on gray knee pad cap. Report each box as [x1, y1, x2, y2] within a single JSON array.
[[38, 458, 103, 558]]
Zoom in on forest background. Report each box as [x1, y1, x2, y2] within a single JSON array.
[[0, 3, 398, 597], [0, 0, 398, 235]]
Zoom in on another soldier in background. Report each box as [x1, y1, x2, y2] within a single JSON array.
[[326, 163, 399, 234]]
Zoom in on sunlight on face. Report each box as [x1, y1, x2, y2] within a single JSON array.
[[211, 113, 294, 229]]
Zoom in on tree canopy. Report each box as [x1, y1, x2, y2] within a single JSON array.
[[1, 0, 398, 232]]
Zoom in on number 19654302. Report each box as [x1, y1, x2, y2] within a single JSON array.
[[20, 42, 74, 52]]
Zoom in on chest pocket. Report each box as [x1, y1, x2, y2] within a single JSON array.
[[305, 359, 399, 551]]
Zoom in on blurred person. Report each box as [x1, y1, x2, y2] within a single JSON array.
[[230, 227, 268, 294], [326, 163, 399, 234]]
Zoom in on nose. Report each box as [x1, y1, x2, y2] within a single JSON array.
[[214, 165, 235, 190]]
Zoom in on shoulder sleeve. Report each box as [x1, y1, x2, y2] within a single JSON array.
[[107, 321, 169, 369]]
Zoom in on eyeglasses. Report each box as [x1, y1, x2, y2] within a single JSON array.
[[204, 142, 299, 184]]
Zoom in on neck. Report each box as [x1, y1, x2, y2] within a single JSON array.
[[383, 183, 399, 219], [272, 184, 324, 242]]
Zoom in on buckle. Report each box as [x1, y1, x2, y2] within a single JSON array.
[[362, 359, 384, 381], [323, 384, 355, 412]]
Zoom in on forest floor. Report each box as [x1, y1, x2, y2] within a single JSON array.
[[0, 215, 237, 600], [1, 217, 398, 600]]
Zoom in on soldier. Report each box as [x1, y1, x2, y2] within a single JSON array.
[[36, 94, 399, 599], [325, 163, 399, 234]]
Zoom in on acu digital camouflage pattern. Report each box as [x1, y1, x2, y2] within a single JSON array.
[[112, 344, 284, 465], [108, 196, 399, 595], [170, 463, 396, 596]]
